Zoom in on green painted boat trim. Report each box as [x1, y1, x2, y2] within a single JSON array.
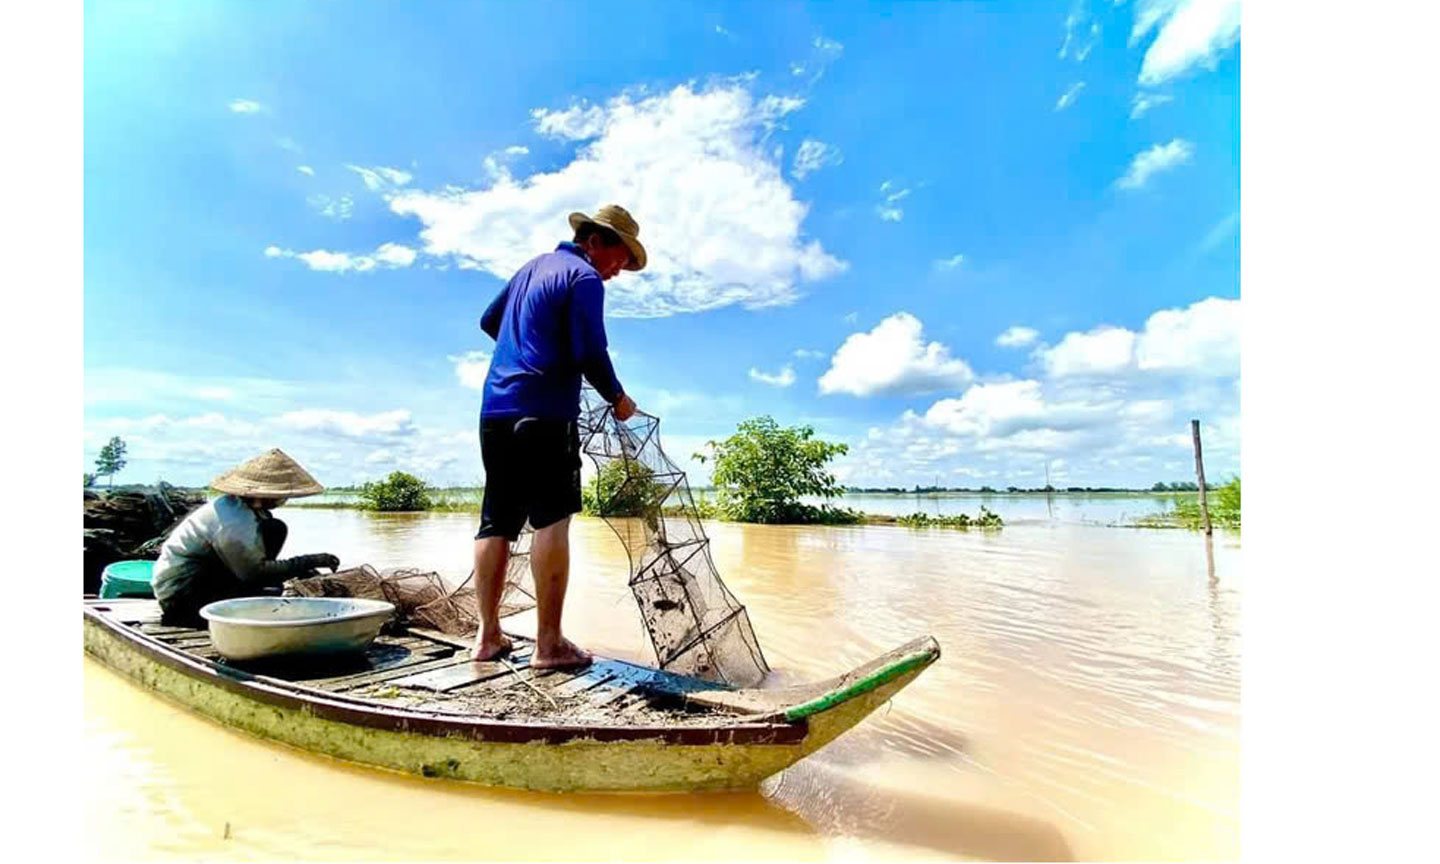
[[783, 649, 938, 721]]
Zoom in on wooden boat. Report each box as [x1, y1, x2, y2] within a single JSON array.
[[83, 598, 940, 792]]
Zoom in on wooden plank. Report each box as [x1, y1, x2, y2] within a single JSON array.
[[389, 656, 529, 692], [324, 655, 476, 692]]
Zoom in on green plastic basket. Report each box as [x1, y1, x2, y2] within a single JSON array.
[[100, 560, 156, 599]]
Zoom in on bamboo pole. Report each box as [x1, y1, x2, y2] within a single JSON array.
[[1191, 419, 1213, 535]]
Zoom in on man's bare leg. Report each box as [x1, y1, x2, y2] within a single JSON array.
[[530, 515, 591, 669], [471, 536, 513, 661]]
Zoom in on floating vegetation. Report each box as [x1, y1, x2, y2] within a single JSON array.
[[891, 506, 1004, 530]]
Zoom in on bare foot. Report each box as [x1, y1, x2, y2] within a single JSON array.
[[531, 637, 593, 670], [470, 632, 513, 662]]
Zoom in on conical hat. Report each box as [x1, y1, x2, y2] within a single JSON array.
[[211, 448, 325, 498]]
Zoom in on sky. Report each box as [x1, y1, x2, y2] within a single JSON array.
[[83, 0, 1240, 490]]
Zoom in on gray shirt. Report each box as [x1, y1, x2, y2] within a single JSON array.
[[153, 495, 276, 603]]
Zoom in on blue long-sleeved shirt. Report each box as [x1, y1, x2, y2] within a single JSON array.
[[479, 242, 624, 419]]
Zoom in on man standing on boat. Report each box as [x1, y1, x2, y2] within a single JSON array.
[[153, 448, 341, 626], [471, 205, 643, 670]]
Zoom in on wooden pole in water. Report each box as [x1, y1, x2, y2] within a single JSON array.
[[1191, 419, 1213, 535]]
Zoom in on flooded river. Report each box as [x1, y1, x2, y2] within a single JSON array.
[[84, 510, 1240, 861]]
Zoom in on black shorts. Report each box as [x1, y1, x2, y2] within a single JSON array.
[[476, 416, 582, 541]]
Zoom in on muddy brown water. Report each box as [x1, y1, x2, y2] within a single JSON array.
[[83, 511, 1240, 861]]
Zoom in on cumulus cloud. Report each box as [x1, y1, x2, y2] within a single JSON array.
[[297, 165, 315, 177], [347, 164, 413, 191], [1116, 138, 1195, 189], [1132, 0, 1241, 86], [792, 139, 843, 180], [1055, 81, 1087, 112], [1039, 297, 1239, 377], [449, 351, 492, 391], [829, 296, 1241, 486], [228, 99, 262, 114], [996, 326, 1040, 348], [819, 312, 974, 397], [749, 365, 797, 387], [1041, 327, 1139, 377], [389, 83, 845, 318], [265, 242, 418, 273]]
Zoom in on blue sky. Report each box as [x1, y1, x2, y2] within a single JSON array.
[[84, 0, 1240, 489]]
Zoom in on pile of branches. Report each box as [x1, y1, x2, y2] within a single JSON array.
[[83, 483, 207, 593]]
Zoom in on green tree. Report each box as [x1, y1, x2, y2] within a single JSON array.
[[695, 416, 849, 524], [359, 471, 433, 511], [84, 472, 96, 488], [95, 436, 128, 487]]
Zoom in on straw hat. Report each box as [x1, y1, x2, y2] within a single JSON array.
[[211, 448, 325, 498], [568, 204, 647, 271]]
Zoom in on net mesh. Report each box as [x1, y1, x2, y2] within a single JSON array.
[[571, 388, 769, 687], [285, 564, 534, 636]]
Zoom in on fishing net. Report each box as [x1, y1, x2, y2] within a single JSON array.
[[572, 388, 770, 687], [285, 565, 534, 636]]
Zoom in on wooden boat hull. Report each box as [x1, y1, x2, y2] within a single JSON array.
[[83, 602, 939, 792]]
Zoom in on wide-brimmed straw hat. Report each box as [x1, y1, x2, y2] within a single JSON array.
[[568, 204, 647, 272], [211, 448, 325, 498]]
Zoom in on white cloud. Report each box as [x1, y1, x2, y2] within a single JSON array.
[[297, 165, 315, 177], [1040, 327, 1139, 377], [194, 387, 236, 401], [308, 193, 354, 220], [793, 348, 825, 360], [228, 99, 262, 114], [792, 139, 843, 180], [373, 242, 417, 267], [1197, 211, 1240, 255], [1134, 296, 1240, 374], [1132, 0, 1241, 86], [1130, 91, 1174, 119], [365, 449, 396, 465], [276, 409, 417, 439], [504, 145, 529, 156], [449, 351, 492, 391], [1116, 138, 1195, 190], [347, 164, 413, 192], [531, 103, 609, 139], [749, 365, 797, 387], [1055, 81, 1087, 112], [934, 254, 965, 271], [819, 312, 974, 397], [996, 326, 1040, 348], [1040, 297, 1239, 377], [389, 84, 845, 318], [875, 181, 911, 221], [265, 242, 417, 273]]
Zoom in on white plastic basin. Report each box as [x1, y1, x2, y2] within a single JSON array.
[[199, 597, 396, 661]]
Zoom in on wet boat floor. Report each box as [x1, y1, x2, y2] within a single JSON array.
[[124, 615, 736, 727]]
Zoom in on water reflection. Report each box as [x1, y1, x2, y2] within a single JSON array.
[[87, 510, 1241, 860]]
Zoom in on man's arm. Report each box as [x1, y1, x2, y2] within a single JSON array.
[[479, 281, 511, 340], [569, 273, 624, 404]]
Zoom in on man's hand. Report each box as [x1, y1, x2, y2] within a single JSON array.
[[613, 393, 637, 422]]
